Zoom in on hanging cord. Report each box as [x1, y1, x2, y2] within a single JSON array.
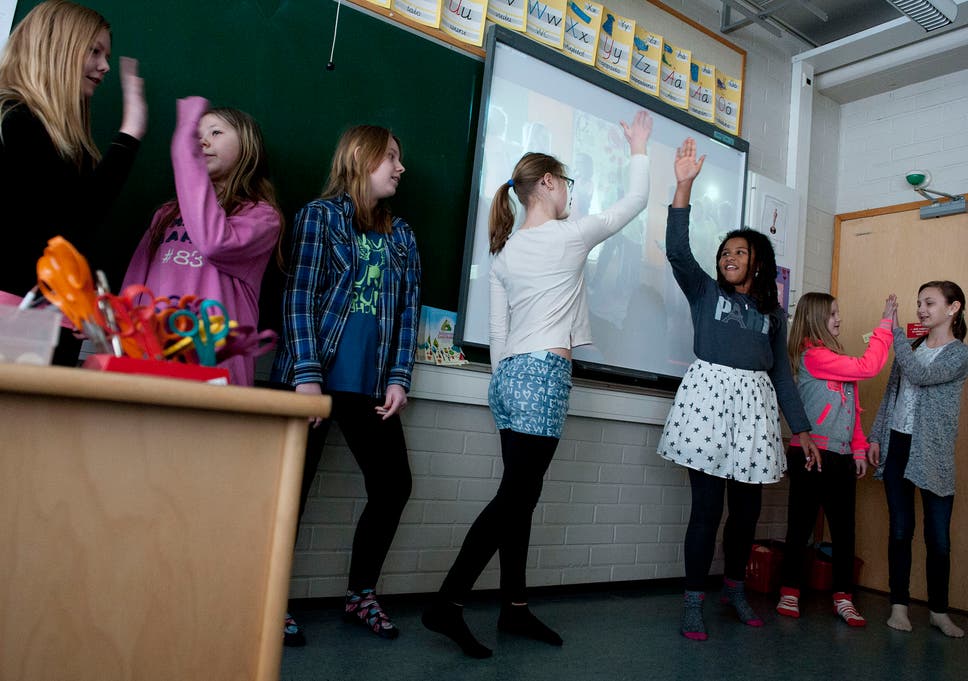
[[327, 0, 342, 70]]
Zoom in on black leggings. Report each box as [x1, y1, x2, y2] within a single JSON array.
[[297, 391, 412, 592], [780, 448, 857, 592], [684, 468, 762, 591], [439, 429, 559, 604]]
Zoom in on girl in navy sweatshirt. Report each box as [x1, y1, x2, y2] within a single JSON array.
[[658, 138, 819, 641]]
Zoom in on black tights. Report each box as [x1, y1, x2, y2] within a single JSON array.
[[439, 429, 559, 604], [297, 392, 412, 592], [684, 468, 762, 591]]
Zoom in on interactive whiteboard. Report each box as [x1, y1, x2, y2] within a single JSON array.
[[456, 27, 749, 386]]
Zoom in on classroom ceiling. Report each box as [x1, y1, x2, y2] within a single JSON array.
[[717, 0, 968, 102], [729, 0, 903, 47]]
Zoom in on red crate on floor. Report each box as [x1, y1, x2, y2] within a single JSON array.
[[746, 541, 784, 593], [807, 543, 864, 591]]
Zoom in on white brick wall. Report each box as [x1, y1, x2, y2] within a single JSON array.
[[837, 69, 968, 215], [289, 398, 791, 598]]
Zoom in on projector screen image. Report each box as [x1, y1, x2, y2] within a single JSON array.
[[457, 28, 749, 383]]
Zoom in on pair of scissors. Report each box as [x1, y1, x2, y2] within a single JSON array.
[[99, 284, 168, 359], [167, 299, 230, 366], [36, 237, 109, 351]]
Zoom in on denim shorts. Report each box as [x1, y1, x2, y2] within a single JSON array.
[[489, 351, 573, 438]]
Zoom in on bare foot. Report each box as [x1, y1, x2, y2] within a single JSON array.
[[930, 612, 965, 638], [887, 604, 912, 631]]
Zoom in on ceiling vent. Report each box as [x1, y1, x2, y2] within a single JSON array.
[[884, 0, 959, 31]]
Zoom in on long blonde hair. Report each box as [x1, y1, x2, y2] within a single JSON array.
[[149, 107, 284, 261], [0, 1, 108, 167], [489, 152, 564, 254], [787, 292, 844, 376], [322, 125, 400, 234]]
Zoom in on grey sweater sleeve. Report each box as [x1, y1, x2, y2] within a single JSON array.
[[892, 329, 968, 386]]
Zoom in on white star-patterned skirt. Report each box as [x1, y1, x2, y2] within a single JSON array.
[[658, 359, 786, 484]]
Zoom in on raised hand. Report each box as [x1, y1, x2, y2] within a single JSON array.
[[674, 137, 705, 184], [620, 110, 653, 156], [882, 294, 897, 321], [119, 57, 147, 140]]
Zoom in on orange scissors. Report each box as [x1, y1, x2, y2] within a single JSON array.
[[98, 284, 168, 359], [36, 236, 108, 350]]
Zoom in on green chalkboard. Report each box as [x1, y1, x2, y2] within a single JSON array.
[[13, 0, 483, 326]]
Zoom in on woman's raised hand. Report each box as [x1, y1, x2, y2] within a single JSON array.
[[119, 57, 147, 140], [620, 110, 653, 156], [882, 294, 898, 321], [674, 137, 705, 184]]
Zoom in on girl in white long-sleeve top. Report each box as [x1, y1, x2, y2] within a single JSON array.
[[423, 110, 653, 659]]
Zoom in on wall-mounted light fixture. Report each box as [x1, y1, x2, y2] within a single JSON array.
[[906, 170, 967, 218], [885, 0, 959, 32]]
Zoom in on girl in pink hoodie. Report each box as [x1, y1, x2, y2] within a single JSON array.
[[776, 292, 896, 625], [123, 97, 283, 386]]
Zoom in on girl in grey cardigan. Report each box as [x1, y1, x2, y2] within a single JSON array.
[[868, 280, 968, 638]]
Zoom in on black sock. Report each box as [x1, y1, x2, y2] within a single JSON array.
[[498, 604, 563, 646], [422, 600, 492, 659]]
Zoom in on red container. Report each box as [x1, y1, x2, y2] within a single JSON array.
[[746, 541, 784, 593], [83, 354, 230, 384], [807, 549, 864, 591]]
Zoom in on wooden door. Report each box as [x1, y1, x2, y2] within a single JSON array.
[[834, 202, 968, 610]]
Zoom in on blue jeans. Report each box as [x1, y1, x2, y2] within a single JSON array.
[[883, 430, 955, 612]]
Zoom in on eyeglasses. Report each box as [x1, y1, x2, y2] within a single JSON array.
[[560, 175, 575, 191]]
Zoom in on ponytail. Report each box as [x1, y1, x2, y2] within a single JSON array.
[[488, 152, 565, 255], [488, 182, 515, 254]]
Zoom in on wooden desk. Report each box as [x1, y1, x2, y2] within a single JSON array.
[[0, 365, 330, 681]]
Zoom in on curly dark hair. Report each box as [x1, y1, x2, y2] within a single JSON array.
[[715, 228, 778, 314]]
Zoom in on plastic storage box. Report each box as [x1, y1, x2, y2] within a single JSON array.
[[746, 540, 784, 593], [0, 305, 61, 365]]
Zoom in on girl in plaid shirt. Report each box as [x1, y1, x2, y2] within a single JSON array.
[[272, 125, 420, 644]]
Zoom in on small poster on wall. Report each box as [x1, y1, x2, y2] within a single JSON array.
[[487, 0, 527, 31], [760, 193, 789, 257], [526, 0, 567, 48], [440, 0, 489, 46], [747, 172, 799, 271], [776, 266, 791, 313], [562, 1, 604, 66], [715, 75, 743, 135], [658, 42, 690, 109], [392, 0, 443, 28], [688, 61, 715, 123], [596, 11, 635, 82], [629, 28, 662, 95]]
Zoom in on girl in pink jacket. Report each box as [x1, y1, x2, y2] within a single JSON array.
[[123, 97, 283, 386], [776, 292, 896, 625]]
